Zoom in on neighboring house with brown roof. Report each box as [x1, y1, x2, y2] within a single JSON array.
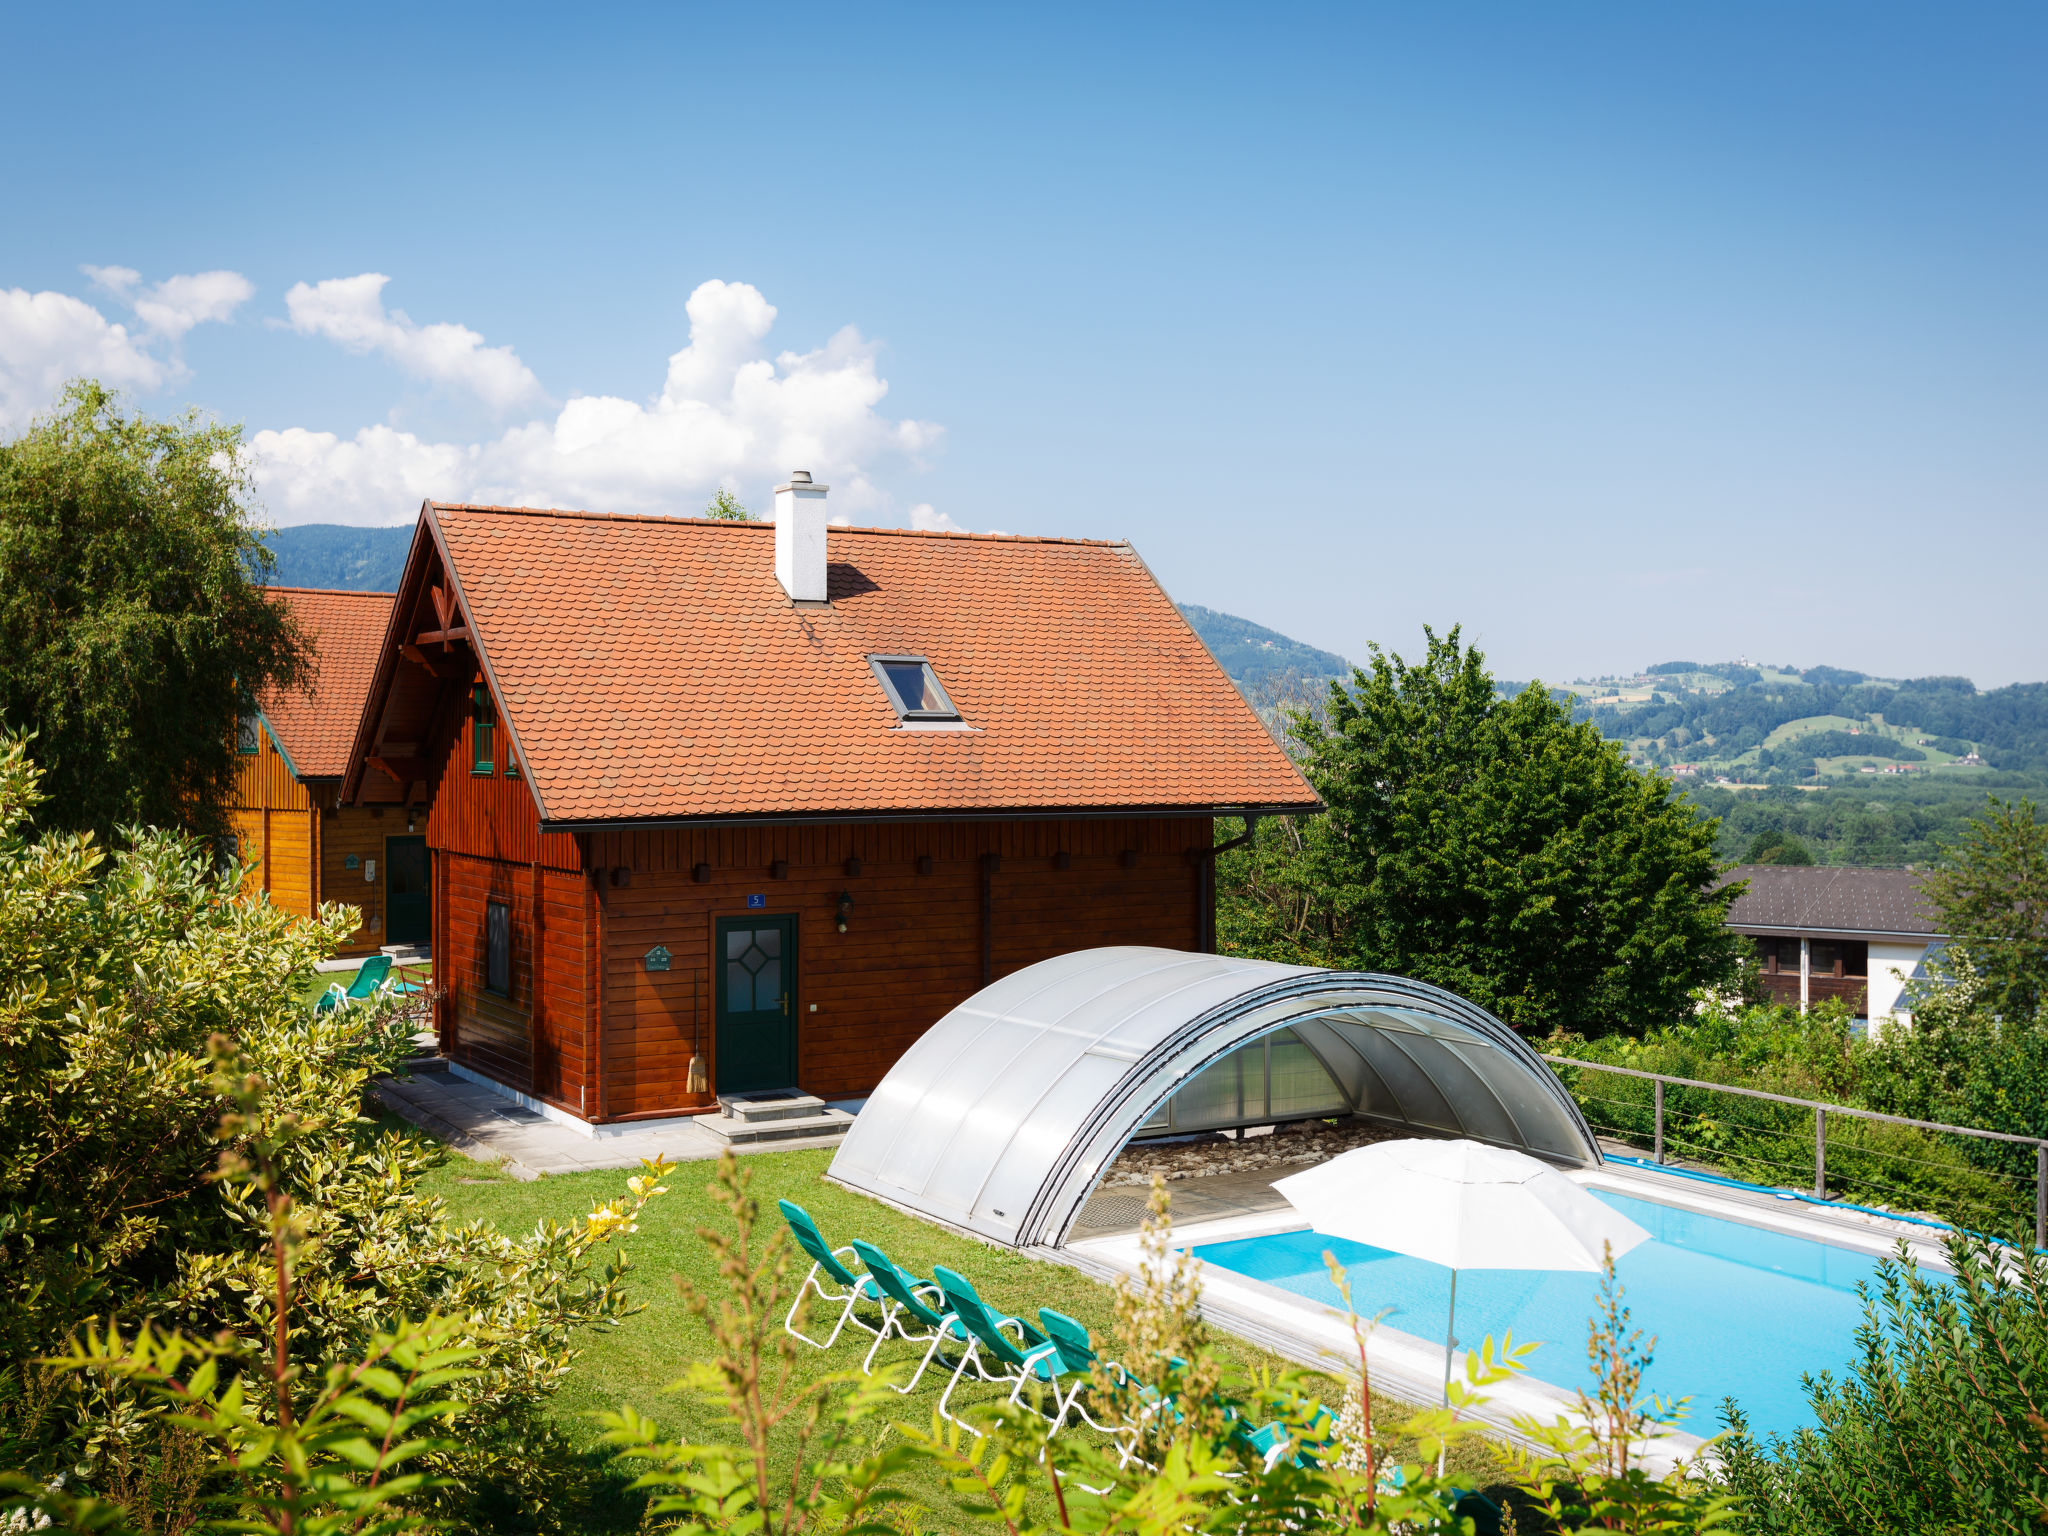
[[343, 477, 1321, 1130], [1719, 864, 1946, 1027], [231, 587, 425, 957]]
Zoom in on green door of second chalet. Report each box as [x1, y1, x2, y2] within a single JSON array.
[[715, 914, 798, 1094], [385, 836, 431, 946]]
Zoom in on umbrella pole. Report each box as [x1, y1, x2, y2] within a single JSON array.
[[1438, 1268, 1457, 1477]]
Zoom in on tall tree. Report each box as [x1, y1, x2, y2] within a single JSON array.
[[0, 381, 310, 842], [1922, 796, 2048, 1021], [1283, 626, 1739, 1037]]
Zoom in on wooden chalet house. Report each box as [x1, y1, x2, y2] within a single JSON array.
[[230, 587, 431, 956], [344, 477, 1320, 1129]]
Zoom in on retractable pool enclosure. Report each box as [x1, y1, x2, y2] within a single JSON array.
[[828, 947, 1602, 1248]]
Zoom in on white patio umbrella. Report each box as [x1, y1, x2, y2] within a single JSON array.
[[1272, 1138, 1651, 1409]]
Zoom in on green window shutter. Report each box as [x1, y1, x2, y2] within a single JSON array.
[[471, 685, 495, 775]]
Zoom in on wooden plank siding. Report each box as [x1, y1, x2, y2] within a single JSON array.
[[228, 729, 318, 918], [423, 695, 579, 869], [415, 662, 1213, 1119], [317, 805, 406, 954], [425, 673, 588, 1112], [228, 727, 399, 953], [586, 815, 1210, 1112]]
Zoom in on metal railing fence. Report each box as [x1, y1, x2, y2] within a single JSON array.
[[1543, 1054, 2048, 1249]]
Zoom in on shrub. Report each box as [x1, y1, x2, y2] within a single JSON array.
[[1718, 1230, 2048, 1534], [0, 738, 670, 1531]]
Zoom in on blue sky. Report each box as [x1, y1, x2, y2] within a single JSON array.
[[4, 3, 2043, 685]]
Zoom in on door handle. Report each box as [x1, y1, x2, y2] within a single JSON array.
[[781, 993, 789, 1015]]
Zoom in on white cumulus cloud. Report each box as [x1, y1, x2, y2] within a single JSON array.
[[89, 265, 254, 339], [0, 288, 165, 429], [1, 267, 253, 430], [248, 278, 944, 526], [283, 274, 544, 411]]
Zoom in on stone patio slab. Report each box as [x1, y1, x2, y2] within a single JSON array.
[[373, 1069, 848, 1179]]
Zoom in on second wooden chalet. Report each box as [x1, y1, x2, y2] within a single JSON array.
[[345, 477, 1321, 1128], [231, 587, 430, 956]]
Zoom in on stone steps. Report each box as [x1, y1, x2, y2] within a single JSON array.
[[700, 1090, 853, 1146]]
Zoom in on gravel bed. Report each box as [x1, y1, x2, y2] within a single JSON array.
[[1100, 1117, 1402, 1187]]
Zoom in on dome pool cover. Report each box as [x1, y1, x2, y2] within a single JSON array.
[[828, 947, 1601, 1248]]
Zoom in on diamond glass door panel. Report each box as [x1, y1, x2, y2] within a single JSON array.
[[714, 915, 798, 1094]]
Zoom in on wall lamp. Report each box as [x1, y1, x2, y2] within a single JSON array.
[[836, 890, 855, 933]]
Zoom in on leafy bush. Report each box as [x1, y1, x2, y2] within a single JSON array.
[[1719, 1230, 2048, 1534], [0, 738, 670, 1531], [1546, 1000, 2029, 1232]]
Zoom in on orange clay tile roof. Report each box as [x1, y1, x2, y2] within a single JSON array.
[[429, 504, 1320, 825], [261, 588, 395, 779]]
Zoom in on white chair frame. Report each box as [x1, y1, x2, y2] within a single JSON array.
[[783, 1244, 887, 1351], [936, 1318, 1063, 1431]]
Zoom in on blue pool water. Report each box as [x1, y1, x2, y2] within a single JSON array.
[[1193, 1190, 1887, 1440]]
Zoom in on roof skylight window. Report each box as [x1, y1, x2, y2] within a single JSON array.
[[869, 655, 960, 721]]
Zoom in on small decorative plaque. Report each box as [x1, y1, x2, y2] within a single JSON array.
[[344, 854, 360, 870], [644, 945, 672, 972], [746, 893, 767, 909]]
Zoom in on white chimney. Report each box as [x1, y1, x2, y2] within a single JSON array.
[[773, 470, 830, 603]]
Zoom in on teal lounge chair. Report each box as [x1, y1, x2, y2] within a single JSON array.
[[316, 954, 392, 1013], [930, 1265, 1057, 1430], [1242, 1401, 1335, 1472], [1032, 1308, 1128, 1439], [850, 1239, 962, 1390], [777, 1200, 886, 1350]]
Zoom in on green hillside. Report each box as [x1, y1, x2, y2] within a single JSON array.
[[261, 524, 411, 592], [1178, 604, 1352, 691]]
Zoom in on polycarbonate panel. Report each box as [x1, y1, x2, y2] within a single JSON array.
[[828, 946, 1600, 1248], [1268, 1033, 1352, 1120], [1397, 1034, 1521, 1144], [1167, 1044, 1251, 1130], [1442, 1040, 1589, 1160]]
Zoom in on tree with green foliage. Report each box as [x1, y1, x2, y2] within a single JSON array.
[[1922, 796, 2048, 1021], [1744, 830, 1814, 866], [0, 381, 311, 843], [0, 739, 669, 1531], [1236, 626, 1740, 1037], [703, 488, 753, 521]]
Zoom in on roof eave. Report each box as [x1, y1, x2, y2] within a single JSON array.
[[1729, 921, 1947, 943], [539, 799, 1325, 835]]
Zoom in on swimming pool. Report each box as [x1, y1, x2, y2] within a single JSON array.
[[1192, 1188, 1890, 1440]]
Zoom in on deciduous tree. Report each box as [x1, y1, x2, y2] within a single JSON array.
[[0, 381, 310, 842], [1273, 626, 1740, 1036], [1922, 796, 2048, 1021]]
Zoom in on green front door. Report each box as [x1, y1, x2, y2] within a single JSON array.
[[385, 836, 431, 945], [715, 914, 798, 1094]]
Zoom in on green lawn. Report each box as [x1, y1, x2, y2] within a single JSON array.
[[296, 957, 434, 1007], [418, 1139, 1507, 1527]]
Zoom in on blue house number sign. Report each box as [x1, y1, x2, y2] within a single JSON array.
[[746, 893, 767, 909]]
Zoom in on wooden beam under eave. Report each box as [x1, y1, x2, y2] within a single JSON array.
[[415, 626, 470, 648], [367, 755, 427, 786], [400, 643, 440, 677]]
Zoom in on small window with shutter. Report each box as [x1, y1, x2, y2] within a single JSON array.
[[471, 686, 495, 775]]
